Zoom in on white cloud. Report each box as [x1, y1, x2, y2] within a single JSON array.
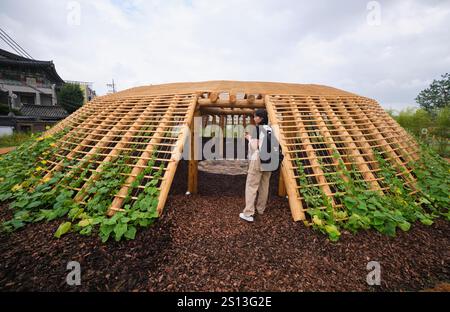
[[0, 0, 449, 110]]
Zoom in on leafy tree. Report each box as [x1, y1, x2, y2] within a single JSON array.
[[392, 107, 449, 157], [434, 106, 450, 156], [395, 108, 432, 136], [57, 83, 84, 114], [415, 73, 450, 114], [436, 106, 450, 130], [0, 103, 22, 116]]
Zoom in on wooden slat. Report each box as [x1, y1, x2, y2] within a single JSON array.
[[108, 94, 197, 215], [306, 96, 349, 182], [328, 98, 379, 170], [343, 97, 417, 187], [43, 98, 108, 136], [265, 95, 305, 221], [42, 99, 133, 180], [73, 96, 168, 202], [65, 99, 149, 183], [45, 107, 104, 150], [286, 96, 336, 204], [157, 98, 198, 214], [363, 98, 419, 160], [319, 98, 381, 190], [198, 98, 265, 108]]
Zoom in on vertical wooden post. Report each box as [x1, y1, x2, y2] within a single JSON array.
[[188, 109, 200, 194], [219, 115, 225, 159], [278, 171, 287, 197]]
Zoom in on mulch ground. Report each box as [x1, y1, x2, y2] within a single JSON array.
[[0, 160, 449, 291]]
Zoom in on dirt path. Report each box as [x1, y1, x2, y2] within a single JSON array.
[[0, 147, 16, 155], [0, 161, 449, 291]]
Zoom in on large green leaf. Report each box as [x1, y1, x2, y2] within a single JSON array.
[[124, 225, 137, 240], [54, 222, 72, 238], [114, 223, 127, 241]]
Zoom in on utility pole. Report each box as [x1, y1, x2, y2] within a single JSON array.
[[106, 79, 116, 94]]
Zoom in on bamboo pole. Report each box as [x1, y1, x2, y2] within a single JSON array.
[[157, 97, 198, 214], [265, 95, 305, 221], [43, 98, 105, 136], [331, 97, 379, 169], [346, 97, 417, 187], [320, 98, 381, 190], [287, 96, 335, 205], [73, 97, 164, 202], [362, 98, 419, 160], [107, 96, 182, 215], [198, 98, 265, 108], [41, 100, 123, 180]]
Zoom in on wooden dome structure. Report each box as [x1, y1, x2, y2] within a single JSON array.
[[44, 81, 419, 221]]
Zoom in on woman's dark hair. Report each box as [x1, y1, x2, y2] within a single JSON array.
[[254, 108, 268, 125]]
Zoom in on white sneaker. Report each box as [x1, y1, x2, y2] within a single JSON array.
[[239, 213, 254, 222]]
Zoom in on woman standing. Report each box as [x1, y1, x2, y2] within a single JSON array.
[[239, 109, 272, 222]]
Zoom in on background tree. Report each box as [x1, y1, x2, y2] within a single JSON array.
[[392, 106, 449, 158], [57, 83, 84, 114], [415, 73, 450, 114], [396, 108, 432, 136]]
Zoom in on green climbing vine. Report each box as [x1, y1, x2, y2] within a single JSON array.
[[297, 146, 449, 241], [0, 128, 164, 242]]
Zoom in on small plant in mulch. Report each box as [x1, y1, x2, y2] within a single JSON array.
[[297, 145, 449, 241], [0, 128, 162, 242]]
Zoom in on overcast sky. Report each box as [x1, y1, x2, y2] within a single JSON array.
[[1, 0, 449, 110]]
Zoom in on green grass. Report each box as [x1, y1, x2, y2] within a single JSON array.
[[0, 132, 36, 148]]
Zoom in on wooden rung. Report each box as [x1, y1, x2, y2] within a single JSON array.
[[107, 94, 197, 215], [286, 96, 336, 205], [265, 95, 305, 221], [72, 95, 193, 202]]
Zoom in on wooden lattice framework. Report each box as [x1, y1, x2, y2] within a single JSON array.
[[42, 81, 420, 220]]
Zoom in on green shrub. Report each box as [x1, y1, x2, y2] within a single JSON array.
[[392, 107, 449, 158], [57, 83, 84, 114]]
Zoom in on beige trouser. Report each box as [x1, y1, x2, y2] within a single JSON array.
[[243, 159, 272, 217]]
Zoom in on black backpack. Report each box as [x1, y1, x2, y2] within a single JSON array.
[[257, 125, 284, 172]]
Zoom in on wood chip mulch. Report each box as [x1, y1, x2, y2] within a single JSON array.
[[0, 161, 449, 291]]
